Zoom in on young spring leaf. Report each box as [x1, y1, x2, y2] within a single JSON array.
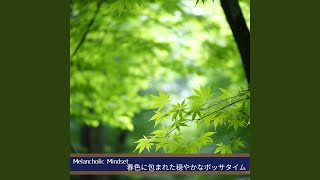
[[195, 131, 216, 150], [214, 142, 232, 154], [155, 139, 168, 152], [134, 85, 250, 154], [172, 132, 183, 142], [188, 86, 214, 105], [134, 136, 154, 154], [149, 91, 171, 110], [218, 88, 232, 100], [213, 114, 226, 130], [149, 111, 167, 127], [188, 103, 203, 120], [170, 100, 187, 120], [150, 129, 166, 137], [229, 118, 246, 131], [230, 137, 245, 151]]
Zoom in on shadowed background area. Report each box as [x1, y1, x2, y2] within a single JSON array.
[[70, 0, 250, 179]]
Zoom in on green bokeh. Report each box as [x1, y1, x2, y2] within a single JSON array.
[[70, 0, 250, 179]]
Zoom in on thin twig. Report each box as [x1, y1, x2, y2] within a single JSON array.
[[202, 88, 249, 111], [71, 0, 103, 59], [165, 97, 250, 137]]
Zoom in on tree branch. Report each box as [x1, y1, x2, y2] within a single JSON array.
[[165, 96, 250, 137], [197, 96, 249, 121], [71, 0, 103, 59], [219, 0, 250, 83], [203, 88, 249, 111]]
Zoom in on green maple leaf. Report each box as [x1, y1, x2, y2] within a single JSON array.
[[188, 86, 214, 105], [149, 91, 171, 110], [219, 88, 232, 100], [155, 139, 168, 152], [229, 119, 246, 131], [150, 129, 166, 137], [149, 111, 167, 127], [187, 103, 203, 120], [134, 136, 154, 154], [212, 113, 225, 130], [171, 100, 187, 120], [205, 117, 211, 127], [195, 131, 216, 150], [201, 131, 216, 143], [172, 132, 183, 142], [214, 142, 233, 154], [230, 137, 245, 151]]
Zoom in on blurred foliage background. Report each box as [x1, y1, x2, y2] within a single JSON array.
[[70, 0, 250, 179]]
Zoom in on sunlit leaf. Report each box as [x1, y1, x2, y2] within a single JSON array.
[[214, 143, 232, 154], [149, 91, 171, 110]]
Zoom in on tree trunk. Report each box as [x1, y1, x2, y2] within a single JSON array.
[[116, 130, 128, 152], [81, 123, 104, 153], [220, 0, 250, 83], [80, 123, 106, 180]]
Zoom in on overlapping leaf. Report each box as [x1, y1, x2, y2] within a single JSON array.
[[149, 91, 171, 110], [230, 137, 245, 151], [188, 86, 214, 105], [134, 136, 154, 154], [214, 142, 232, 154]]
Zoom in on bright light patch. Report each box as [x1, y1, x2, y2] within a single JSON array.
[[192, 7, 203, 16]]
